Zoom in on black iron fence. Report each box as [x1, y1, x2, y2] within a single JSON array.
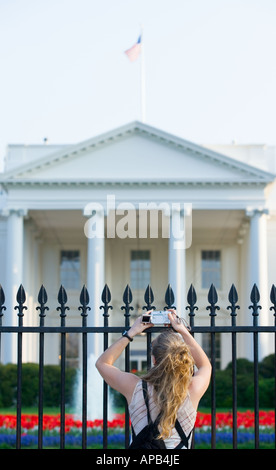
[[0, 282, 276, 450]]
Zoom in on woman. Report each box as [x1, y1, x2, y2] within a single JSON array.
[[96, 310, 211, 449]]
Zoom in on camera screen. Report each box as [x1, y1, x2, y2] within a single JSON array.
[[142, 315, 151, 323]]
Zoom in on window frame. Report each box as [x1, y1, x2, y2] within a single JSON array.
[[201, 249, 222, 290], [59, 248, 82, 291], [130, 249, 151, 292], [195, 245, 224, 293]]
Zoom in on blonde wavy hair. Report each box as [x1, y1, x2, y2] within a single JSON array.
[[142, 329, 194, 440]]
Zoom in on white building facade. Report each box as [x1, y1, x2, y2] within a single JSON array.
[[0, 121, 275, 370]]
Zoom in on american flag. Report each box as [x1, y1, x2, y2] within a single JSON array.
[[125, 35, 142, 62]]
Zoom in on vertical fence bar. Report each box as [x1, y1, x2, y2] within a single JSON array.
[[210, 335, 216, 448], [207, 284, 220, 449], [100, 284, 112, 449], [270, 284, 276, 449], [0, 285, 6, 363], [15, 285, 27, 449], [57, 285, 69, 449], [121, 285, 133, 449], [36, 285, 49, 449], [143, 285, 155, 370], [16, 326, 23, 449], [60, 325, 66, 449], [186, 284, 198, 449], [146, 332, 152, 370], [79, 285, 91, 450], [250, 284, 261, 449], [82, 326, 87, 449], [274, 312, 276, 450], [82, 308, 87, 449], [253, 326, 259, 449], [227, 284, 239, 449], [164, 284, 176, 368]]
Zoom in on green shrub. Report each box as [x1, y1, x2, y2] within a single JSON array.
[[0, 363, 17, 407], [259, 354, 275, 379], [197, 354, 275, 409], [0, 363, 77, 408], [245, 378, 275, 408], [0, 354, 274, 410]]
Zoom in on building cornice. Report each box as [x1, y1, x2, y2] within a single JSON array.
[[0, 178, 271, 189]]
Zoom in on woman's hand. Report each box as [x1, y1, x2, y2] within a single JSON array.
[[128, 312, 154, 338], [167, 309, 190, 335]]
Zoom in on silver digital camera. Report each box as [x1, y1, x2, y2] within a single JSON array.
[[142, 310, 171, 325]]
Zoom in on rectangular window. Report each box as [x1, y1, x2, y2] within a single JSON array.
[[201, 250, 221, 289], [60, 250, 80, 290], [130, 250, 151, 290]]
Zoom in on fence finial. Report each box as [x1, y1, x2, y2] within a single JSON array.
[[100, 284, 113, 317], [57, 285, 70, 324], [79, 285, 91, 319], [36, 285, 49, 324], [270, 284, 276, 317], [15, 285, 27, 323], [143, 285, 156, 311], [227, 284, 240, 326], [121, 285, 133, 328], [249, 284, 262, 324], [186, 284, 198, 328], [164, 284, 176, 310], [207, 284, 220, 325], [0, 284, 6, 319], [121, 284, 134, 310]]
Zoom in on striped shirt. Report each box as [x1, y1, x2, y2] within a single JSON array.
[[129, 379, 197, 449]]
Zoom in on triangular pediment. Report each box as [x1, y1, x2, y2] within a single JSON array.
[[0, 121, 274, 186]]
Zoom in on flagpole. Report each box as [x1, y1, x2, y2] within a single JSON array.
[[140, 26, 146, 123]]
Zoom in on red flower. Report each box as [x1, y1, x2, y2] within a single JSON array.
[[0, 410, 274, 432]]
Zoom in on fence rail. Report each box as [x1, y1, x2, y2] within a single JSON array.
[[0, 282, 276, 450]]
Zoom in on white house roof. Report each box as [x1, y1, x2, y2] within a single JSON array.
[[0, 121, 274, 188]]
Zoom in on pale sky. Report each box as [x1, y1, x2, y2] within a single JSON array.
[[0, 0, 275, 168]]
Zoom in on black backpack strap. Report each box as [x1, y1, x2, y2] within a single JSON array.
[[142, 380, 162, 428], [174, 419, 193, 449], [141, 380, 152, 425]]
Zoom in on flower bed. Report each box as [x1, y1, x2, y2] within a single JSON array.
[[0, 414, 126, 448], [194, 410, 275, 447], [0, 410, 274, 448]]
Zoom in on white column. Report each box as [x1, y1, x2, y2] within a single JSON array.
[[168, 208, 186, 316], [84, 208, 105, 358], [3, 210, 25, 363], [82, 207, 106, 420], [248, 208, 270, 359]]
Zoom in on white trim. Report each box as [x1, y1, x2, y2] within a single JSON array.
[[0, 178, 271, 187]]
